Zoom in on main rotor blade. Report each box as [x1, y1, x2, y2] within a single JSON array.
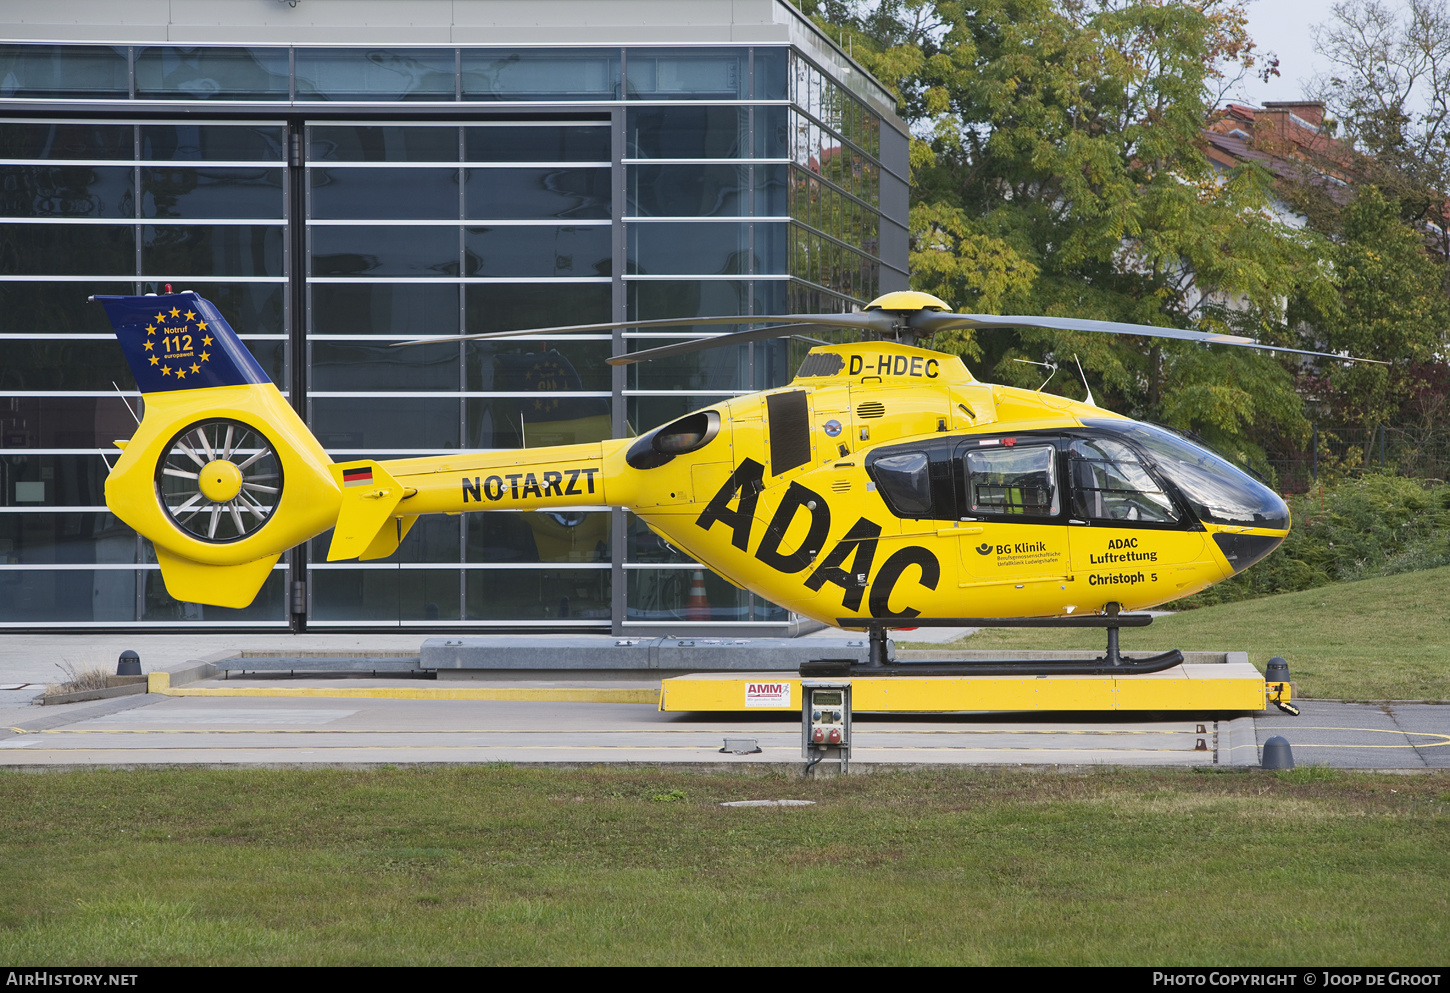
[[605, 324, 841, 366], [911, 311, 1389, 365], [393, 311, 895, 347]]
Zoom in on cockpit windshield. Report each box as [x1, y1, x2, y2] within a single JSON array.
[[1067, 437, 1179, 523], [1083, 420, 1289, 530]]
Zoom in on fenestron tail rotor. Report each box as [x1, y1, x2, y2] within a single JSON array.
[[392, 290, 1387, 367], [155, 419, 283, 544]]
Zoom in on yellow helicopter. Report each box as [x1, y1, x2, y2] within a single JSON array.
[[93, 288, 1375, 672]]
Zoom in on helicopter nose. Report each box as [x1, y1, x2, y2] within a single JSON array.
[[1212, 530, 1285, 574], [1096, 420, 1291, 534]]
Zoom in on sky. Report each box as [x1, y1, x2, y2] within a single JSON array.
[[1229, 0, 1385, 108]]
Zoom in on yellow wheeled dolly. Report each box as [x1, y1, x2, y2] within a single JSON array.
[[660, 660, 1289, 713], [658, 616, 1299, 715]]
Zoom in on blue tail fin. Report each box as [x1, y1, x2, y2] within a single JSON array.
[[92, 291, 271, 393]]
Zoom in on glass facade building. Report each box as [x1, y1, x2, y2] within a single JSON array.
[[0, 7, 908, 631]]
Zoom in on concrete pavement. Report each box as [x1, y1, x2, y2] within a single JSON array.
[[2, 680, 1445, 770], [0, 692, 1244, 767], [1, 631, 1444, 771]]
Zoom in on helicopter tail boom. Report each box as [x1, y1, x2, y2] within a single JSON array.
[[327, 443, 623, 563]]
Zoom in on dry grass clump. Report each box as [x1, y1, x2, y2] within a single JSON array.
[[44, 659, 114, 697]]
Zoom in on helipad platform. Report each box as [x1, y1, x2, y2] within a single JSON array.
[[659, 654, 1270, 713]]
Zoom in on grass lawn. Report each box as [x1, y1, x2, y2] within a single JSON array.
[[1, 766, 1446, 966], [907, 566, 1450, 701]]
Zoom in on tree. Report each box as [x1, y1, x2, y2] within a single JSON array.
[[1289, 185, 1450, 455], [1311, 0, 1450, 256], [1272, 1, 1450, 466], [810, 0, 1331, 463]]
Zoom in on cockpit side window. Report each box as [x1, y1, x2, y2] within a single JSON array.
[[1068, 438, 1180, 523], [964, 444, 1059, 517], [871, 451, 933, 516]]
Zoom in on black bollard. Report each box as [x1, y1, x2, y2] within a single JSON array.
[[116, 650, 141, 676], [1261, 735, 1294, 769]]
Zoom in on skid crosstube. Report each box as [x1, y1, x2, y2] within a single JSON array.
[[800, 650, 1185, 679], [816, 613, 1179, 677]]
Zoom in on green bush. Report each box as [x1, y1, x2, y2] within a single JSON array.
[[1170, 474, 1450, 608]]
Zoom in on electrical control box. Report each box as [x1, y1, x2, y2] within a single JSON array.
[[801, 680, 851, 773], [809, 689, 848, 746]]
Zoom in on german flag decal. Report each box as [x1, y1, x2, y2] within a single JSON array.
[[343, 466, 374, 488]]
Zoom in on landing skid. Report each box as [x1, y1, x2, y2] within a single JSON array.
[[802, 611, 1182, 678]]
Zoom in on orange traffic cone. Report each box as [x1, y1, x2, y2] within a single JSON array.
[[685, 569, 711, 622]]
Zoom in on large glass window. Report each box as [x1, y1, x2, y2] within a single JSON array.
[[468, 568, 610, 621], [0, 224, 133, 275], [627, 567, 782, 622], [143, 167, 285, 219], [465, 125, 610, 162], [0, 119, 288, 624], [311, 340, 460, 392], [311, 124, 458, 163], [0, 165, 133, 218], [144, 224, 283, 278], [0, 38, 905, 631], [630, 163, 751, 217], [626, 49, 746, 100], [141, 124, 284, 161], [305, 121, 616, 624], [312, 282, 458, 336], [0, 340, 133, 391], [135, 47, 290, 101], [629, 221, 757, 276], [0, 45, 129, 99], [0, 123, 132, 160], [311, 168, 460, 220], [311, 224, 458, 277], [462, 49, 619, 101], [468, 512, 611, 564], [466, 283, 612, 337], [465, 225, 611, 277], [627, 106, 748, 159], [295, 49, 457, 101], [465, 167, 611, 220], [310, 568, 462, 622]]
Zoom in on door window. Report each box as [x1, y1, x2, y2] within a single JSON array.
[[963, 444, 1059, 518]]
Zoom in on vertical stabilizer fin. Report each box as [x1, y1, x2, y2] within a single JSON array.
[[93, 292, 271, 393], [328, 460, 407, 561], [153, 547, 281, 609]]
